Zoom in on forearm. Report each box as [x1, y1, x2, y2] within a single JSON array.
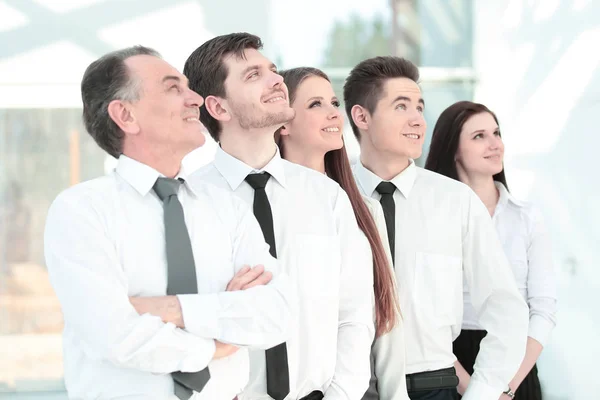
[[509, 337, 543, 390], [178, 276, 291, 348], [324, 322, 374, 400], [454, 360, 471, 395]]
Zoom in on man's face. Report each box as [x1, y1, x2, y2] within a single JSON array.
[[364, 77, 426, 160], [125, 55, 205, 154], [221, 48, 295, 131]]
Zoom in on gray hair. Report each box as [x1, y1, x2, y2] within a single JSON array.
[[81, 45, 161, 158]]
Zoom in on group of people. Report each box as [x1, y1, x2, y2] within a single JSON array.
[[44, 32, 557, 400]]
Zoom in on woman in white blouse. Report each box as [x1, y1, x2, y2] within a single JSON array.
[[274, 67, 400, 340], [425, 101, 557, 400]]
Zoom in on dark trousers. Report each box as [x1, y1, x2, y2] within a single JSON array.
[[409, 388, 459, 400], [453, 329, 543, 400]]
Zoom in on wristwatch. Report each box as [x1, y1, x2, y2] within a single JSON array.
[[503, 386, 515, 399]]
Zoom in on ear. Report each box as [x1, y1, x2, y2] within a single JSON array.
[[278, 124, 290, 137], [351, 104, 369, 132], [204, 95, 231, 123], [107, 99, 139, 135]]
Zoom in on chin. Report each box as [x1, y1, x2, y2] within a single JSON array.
[[407, 149, 423, 159]]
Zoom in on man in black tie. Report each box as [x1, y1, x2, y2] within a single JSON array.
[[184, 33, 376, 400], [346, 56, 528, 400], [44, 46, 292, 400]]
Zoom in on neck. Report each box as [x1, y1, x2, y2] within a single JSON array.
[[219, 127, 278, 169], [282, 145, 326, 174], [123, 141, 186, 178], [458, 171, 499, 215], [360, 144, 411, 181]]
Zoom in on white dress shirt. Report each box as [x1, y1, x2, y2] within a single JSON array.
[[352, 160, 529, 400], [44, 155, 292, 400], [187, 147, 375, 400], [462, 182, 557, 346], [361, 196, 409, 400]]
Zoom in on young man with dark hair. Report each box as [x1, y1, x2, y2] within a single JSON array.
[[184, 33, 375, 400], [344, 56, 529, 400]]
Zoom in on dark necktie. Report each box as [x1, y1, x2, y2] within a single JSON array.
[[376, 181, 396, 266], [245, 172, 290, 400], [153, 177, 211, 400]]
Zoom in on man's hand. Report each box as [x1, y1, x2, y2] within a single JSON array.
[[129, 295, 184, 328], [226, 265, 272, 291], [454, 360, 471, 395], [213, 340, 239, 359]]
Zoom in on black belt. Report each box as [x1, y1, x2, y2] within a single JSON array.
[[406, 367, 459, 392], [299, 390, 324, 400]]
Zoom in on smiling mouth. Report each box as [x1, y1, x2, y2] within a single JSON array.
[[184, 117, 200, 123], [322, 127, 340, 133], [403, 133, 420, 139], [264, 96, 286, 104], [484, 155, 501, 159]]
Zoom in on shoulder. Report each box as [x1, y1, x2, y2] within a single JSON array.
[[282, 159, 344, 200], [49, 175, 115, 213], [361, 195, 383, 216], [416, 167, 474, 197], [46, 175, 119, 234], [189, 178, 249, 215], [503, 195, 547, 236]]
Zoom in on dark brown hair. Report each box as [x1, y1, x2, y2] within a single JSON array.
[[183, 32, 263, 142], [81, 45, 160, 158], [278, 67, 400, 337], [425, 101, 508, 189], [343, 56, 420, 141]]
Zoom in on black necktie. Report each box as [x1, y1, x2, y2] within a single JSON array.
[[153, 177, 211, 400], [245, 172, 290, 400], [376, 181, 396, 266]]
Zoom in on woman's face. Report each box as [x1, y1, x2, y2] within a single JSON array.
[[455, 112, 504, 178], [281, 76, 344, 155]]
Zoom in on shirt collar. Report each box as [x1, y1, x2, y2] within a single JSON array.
[[213, 145, 287, 190], [495, 180, 525, 212], [116, 155, 199, 197], [355, 159, 417, 198]]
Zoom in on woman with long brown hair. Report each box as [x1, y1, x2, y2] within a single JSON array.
[[275, 67, 403, 398], [276, 66, 400, 338]]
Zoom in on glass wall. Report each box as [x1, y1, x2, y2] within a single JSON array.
[[0, 109, 105, 395]]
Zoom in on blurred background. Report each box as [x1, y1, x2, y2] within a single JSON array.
[[0, 0, 598, 399]]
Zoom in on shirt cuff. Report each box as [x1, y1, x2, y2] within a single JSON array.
[[177, 293, 220, 339], [528, 314, 555, 347], [177, 330, 216, 373], [461, 378, 503, 400]]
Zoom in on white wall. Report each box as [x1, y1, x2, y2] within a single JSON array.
[[474, 1, 600, 398]]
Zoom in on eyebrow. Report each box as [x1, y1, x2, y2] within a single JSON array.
[[391, 95, 425, 107], [470, 127, 499, 135], [306, 96, 338, 103], [240, 63, 278, 78]]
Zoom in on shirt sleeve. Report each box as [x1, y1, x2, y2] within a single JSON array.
[[525, 206, 557, 346], [177, 196, 293, 350], [461, 190, 529, 400], [324, 188, 376, 400], [44, 190, 216, 374], [371, 317, 410, 400]]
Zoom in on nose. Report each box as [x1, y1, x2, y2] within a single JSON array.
[[327, 105, 342, 120], [489, 136, 501, 150], [270, 70, 284, 88], [408, 111, 425, 127], [186, 88, 204, 108]]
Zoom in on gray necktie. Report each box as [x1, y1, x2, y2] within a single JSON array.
[[153, 177, 210, 399]]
